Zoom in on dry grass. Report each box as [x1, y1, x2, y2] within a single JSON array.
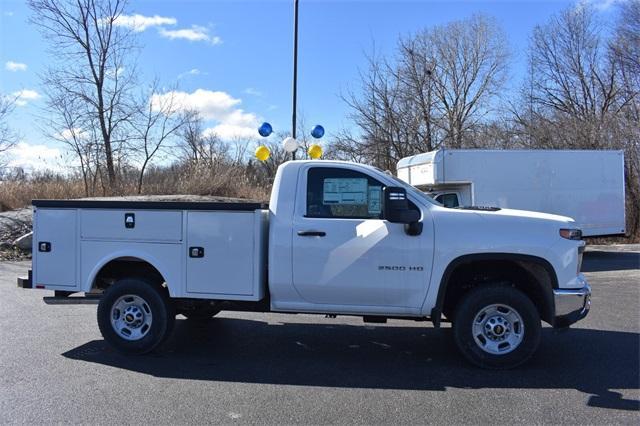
[[1, 179, 87, 210], [1, 163, 637, 243], [0, 163, 271, 210]]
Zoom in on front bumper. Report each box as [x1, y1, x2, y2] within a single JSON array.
[[553, 274, 591, 328]]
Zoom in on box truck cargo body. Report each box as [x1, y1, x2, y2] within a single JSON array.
[[397, 149, 626, 237]]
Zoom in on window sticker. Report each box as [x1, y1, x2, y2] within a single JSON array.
[[323, 178, 367, 205], [368, 186, 382, 214]]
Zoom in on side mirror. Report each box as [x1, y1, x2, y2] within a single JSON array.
[[383, 186, 420, 224]]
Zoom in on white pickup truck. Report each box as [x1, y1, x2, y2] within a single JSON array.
[[18, 160, 591, 369]]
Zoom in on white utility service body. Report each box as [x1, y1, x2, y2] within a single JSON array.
[[31, 203, 268, 301], [397, 149, 626, 237], [19, 160, 592, 369]]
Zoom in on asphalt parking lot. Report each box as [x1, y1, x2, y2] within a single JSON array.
[[1, 246, 639, 424]]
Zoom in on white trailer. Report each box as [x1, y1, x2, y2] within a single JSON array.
[[397, 149, 626, 237]]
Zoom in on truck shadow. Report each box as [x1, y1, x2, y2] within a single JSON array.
[[582, 251, 640, 272], [63, 317, 639, 411]]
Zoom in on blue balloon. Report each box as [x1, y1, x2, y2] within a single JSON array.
[[258, 122, 273, 137], [311, 124, 325, 139]]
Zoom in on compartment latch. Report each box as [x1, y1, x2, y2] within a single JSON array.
[[124, 213, 135, 229]]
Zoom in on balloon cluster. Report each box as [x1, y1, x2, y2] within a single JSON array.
[[255, 122, 325, 161]]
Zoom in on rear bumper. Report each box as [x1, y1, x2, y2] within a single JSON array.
[[17, 270, 33, 289], [553, 274, 591, 328]]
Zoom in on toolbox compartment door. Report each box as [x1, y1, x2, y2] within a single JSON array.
[[34, 209, 78, 288], [80, 209, 182, 242], [186, 211, 263, 298]]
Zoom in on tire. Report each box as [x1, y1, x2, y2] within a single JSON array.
[[97, 278, 175, 354], [453, 284, 541, 369], [182, 306, 221, 321]]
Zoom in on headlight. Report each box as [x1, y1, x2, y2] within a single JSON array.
[[560, 228, 582, 240]]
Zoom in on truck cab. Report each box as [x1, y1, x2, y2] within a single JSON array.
[[268, 161, 434, 316]]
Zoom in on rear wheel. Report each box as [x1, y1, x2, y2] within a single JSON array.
[[97, 278, 175, 354], [453, 284, 541, 369]]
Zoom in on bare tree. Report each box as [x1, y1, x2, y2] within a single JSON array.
[[336, 14, 508, 170], [28, 0, 137, 191], [611, 0, 640, 126], [177, 111, 208, 164], [45, 92, 99, 196], [612, 0, 640, 80], [253, 138, 288, 180], [426, 14, 509, 148], [612, 0, 640, 241], [0, 94, 19, 162], [520, 5, 631, 146], [515, 3, 639, 239], [130, 83, 191, 193], [338, 50, 430, 171]]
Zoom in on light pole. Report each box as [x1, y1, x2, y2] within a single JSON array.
[[255, 0, 325, 163], [291, 0, 299, 160]]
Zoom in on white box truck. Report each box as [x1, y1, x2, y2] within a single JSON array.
[[397, 149, 626, 237], [18, 160, 591, 369]]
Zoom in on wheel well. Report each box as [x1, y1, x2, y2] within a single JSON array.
[[92, 257, 167, 294], [440, 259, 555, 324]]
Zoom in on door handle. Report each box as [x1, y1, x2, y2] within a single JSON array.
[[297, 230, 326, 237]]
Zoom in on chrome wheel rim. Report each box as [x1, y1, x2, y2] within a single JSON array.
[[110, 294, 153, 341], [472, 304, 524, 355]]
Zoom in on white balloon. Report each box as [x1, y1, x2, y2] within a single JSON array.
[[282, 137, 298, 153]]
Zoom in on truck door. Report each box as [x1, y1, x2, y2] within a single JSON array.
[[292, 166, 432, 309]]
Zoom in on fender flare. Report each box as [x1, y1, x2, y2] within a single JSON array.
[[83, 249, 174, 296], [430, 253, 558, 327]]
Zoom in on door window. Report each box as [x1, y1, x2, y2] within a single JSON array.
[[435, 193, 460, 208], [306, 167, 384, 219]]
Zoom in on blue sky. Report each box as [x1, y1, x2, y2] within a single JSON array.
[[0, 0, 623, 171]]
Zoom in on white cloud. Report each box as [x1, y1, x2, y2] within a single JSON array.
[[151, 89, 259, 140], [11, 90, 40, 106], [159, 25, 222, 45], [151, 89, 240, 120], [3, 11, 14, 17], [243, 87, 262, 97], [592, 0, 617, 10], [113, 14, 176, 32], [579, 0, 627, 11], [203, 109, 260, 140], [5, 61, 27, 72], [6, 141, 62, 172], [57, 128, 88, 141], [177, 68, 203, 79], [105, 66, 125, 77]]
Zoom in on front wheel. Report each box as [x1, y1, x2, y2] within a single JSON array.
[[453, 284, 541, 369], [97, 278, 175, 354]]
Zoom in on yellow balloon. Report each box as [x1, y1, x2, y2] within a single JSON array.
[[255, 145, 270, 161], [308, 144, 323, 159]]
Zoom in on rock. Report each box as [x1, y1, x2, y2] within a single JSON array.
[[13, 232, 33, 251], [0, 241, 12, 250]]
